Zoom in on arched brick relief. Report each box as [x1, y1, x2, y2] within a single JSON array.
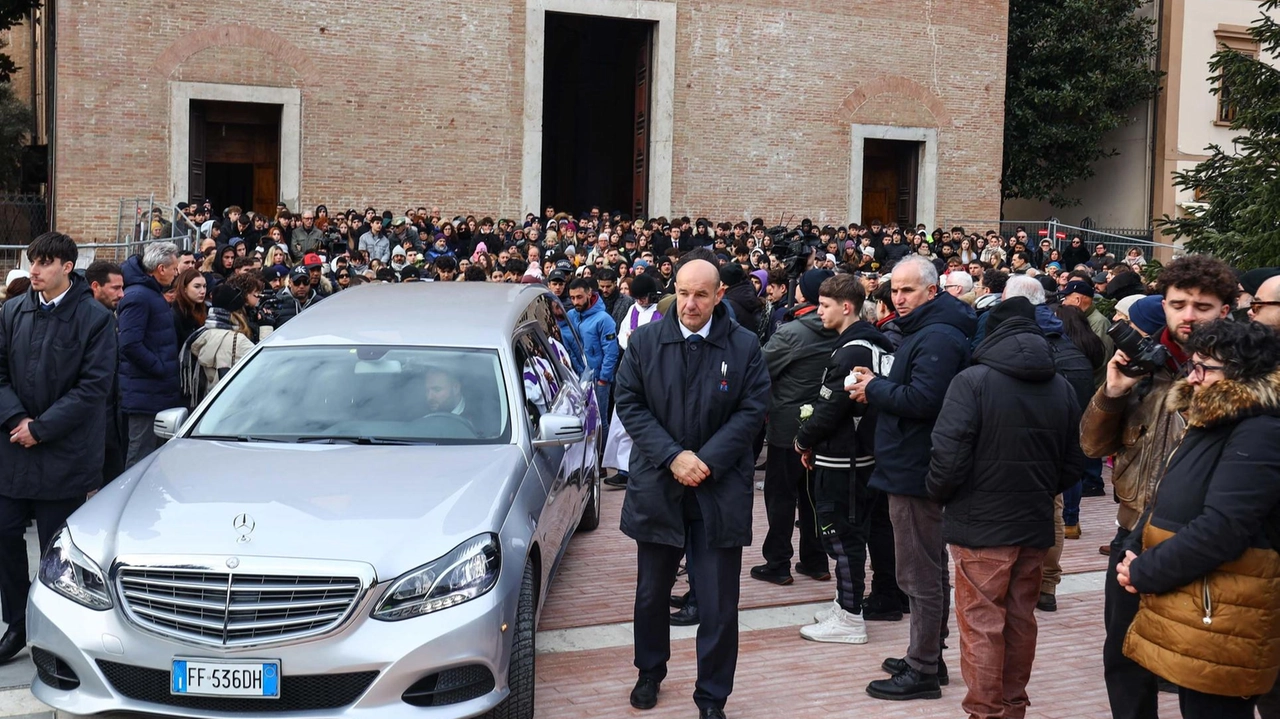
[[837, 76, 952, 128], [152, 25, 320, 84]]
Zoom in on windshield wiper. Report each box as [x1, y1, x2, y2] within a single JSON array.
[[191, 434, 286, 443], [295, 436, 428, 446]]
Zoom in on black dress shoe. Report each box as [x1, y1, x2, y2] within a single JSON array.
[[669, 605, 699, 626], [630, 676, 661, 710], [670, 591, 689, 609], [1082, 485, 1107, 497], [861, 593, 904, 621], [1036, 592, 1058, 612], [603, 473, 628, 489], [700, 707, 727, 719], [881, 656, 948, 686], [0, 623, 26, 663], [794, 563, 831, 581], [866, 666, 942, 701], [749, 564, 793, 585]]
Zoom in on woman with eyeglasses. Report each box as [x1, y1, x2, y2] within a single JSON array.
[[1116, 319, 1280, 718]]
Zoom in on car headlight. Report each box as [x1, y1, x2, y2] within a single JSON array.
[[373, 533, 501, 621], [39, 527, 112, 610]]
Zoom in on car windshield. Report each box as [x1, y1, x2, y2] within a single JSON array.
[[191, 346, 511, 445]]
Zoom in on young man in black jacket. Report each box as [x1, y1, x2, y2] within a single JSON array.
[[926, 297, 1085, 719], [793, 274, 897, 644], [0, 232, 118, 661]]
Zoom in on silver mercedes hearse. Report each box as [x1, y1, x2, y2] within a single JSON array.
[[27, 283, 603, 719]]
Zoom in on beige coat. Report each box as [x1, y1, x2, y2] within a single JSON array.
[[189, 328, 254, 390]]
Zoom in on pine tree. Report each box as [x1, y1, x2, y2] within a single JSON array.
[[1161, 0, 1280, 270]]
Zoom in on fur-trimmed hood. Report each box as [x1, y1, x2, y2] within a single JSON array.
[[1166, 368, 1280, 429]]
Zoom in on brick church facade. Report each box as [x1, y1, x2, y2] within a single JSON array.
[[13, 0, 1010, 241]]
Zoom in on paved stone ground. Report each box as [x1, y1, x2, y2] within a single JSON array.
[[533, 465, 1176, 718], [542, 470, 1116, 632]]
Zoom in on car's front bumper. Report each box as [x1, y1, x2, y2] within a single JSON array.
[[27, 575, 517, 719]]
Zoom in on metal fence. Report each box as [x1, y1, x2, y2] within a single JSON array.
[[0, 193, 49, 245], [0, 236, 195, 277], [951, 220, 1181, 262]]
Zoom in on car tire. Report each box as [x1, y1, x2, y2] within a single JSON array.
[[487, 561, 536, 719], [577, 466, 601, 532]]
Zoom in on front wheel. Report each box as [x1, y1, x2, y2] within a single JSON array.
[[578, 467, 601, 532], [578, 430, 603, 532], [486, 562, 536, 719]]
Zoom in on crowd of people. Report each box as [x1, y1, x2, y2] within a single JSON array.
[[2, 200, 1280, 719]]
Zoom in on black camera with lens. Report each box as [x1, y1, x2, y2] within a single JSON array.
[[1106, 320, 1171, 377]]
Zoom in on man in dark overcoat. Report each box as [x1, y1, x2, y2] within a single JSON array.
[[615, 259, 770, 719], [0, 232, 117, 661]]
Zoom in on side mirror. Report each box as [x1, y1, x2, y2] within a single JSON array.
[[153, 408, 190, 440], [532, 413, 585, 448]]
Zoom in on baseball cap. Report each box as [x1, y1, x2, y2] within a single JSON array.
[[547, 270, 568, 283], [303, 253, 324, 268], [1063, 280, 1094, 299], [289, 267, 310, 283], [391, 216, 408, 227]]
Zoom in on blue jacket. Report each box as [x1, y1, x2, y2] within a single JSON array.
[[866, 291, 977, 497], [569, 295, 620, 384], [555, 301, 584, 376], [117, 255, 183, 414]]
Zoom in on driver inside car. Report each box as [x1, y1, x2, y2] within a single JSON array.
[[424, 367, 466, 415]]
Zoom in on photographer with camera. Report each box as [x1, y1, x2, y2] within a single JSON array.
[[1080, 255, 1236, 719]]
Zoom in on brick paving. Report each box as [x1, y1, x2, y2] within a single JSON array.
[[536, 589, 1178, 718], [543, 466, 1115, 632], [536, 464, 1147, 718]]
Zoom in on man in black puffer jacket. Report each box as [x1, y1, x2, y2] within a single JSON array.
[[117, 242, 182, 469], [926, 297, 1084, 719], [793, 274, 900, 644]]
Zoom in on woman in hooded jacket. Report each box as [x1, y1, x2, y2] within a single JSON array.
[[201, 244, 236, 291], [1116, 320, 1280, 718]]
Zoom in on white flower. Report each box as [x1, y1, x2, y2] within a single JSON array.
[[799, 404, 814, 420]]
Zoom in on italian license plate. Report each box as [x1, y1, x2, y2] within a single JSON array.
[[171, 659, 280, 698]]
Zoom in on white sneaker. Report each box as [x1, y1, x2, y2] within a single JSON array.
[[813, 598, 840, 624], [800, 608, 868, 644]]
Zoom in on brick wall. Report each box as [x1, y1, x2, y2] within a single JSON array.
[[53, 0, 1008, 242]]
